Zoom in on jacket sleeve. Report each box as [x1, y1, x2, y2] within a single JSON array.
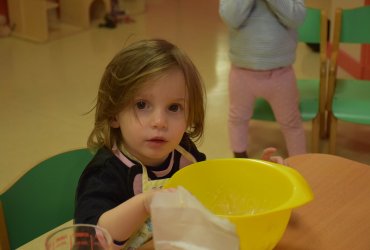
[[74, 152, 131, 226], [219, 0, 256, 29], [265, 0, 306, 28]]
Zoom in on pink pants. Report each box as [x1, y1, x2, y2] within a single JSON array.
[[228, 65, 307, 156]]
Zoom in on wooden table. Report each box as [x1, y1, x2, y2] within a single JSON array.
[[275, 153, 370, 250]]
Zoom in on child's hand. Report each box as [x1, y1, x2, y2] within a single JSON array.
[[261, 147, 286, 165], [142, 188, 177, 213]]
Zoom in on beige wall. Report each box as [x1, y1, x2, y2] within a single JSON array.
[[306, 0, 331, 13]]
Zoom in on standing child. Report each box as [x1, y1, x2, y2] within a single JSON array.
[[219, 0, 307, 158], [74, 39, 283, 249]]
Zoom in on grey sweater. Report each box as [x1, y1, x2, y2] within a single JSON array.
[[219, 0, 306, 70]]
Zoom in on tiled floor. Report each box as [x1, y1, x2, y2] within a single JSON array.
[[1, 0, 369, 193]]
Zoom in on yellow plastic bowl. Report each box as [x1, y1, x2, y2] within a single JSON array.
[[164, 158, 313, 250]]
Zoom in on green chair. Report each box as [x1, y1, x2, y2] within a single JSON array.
[[252, 7, 329, 153], [0, 148, 93, 250], [327, 6, 370, 154]]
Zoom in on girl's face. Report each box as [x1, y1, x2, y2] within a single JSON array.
[[111, 69, 188, 166]]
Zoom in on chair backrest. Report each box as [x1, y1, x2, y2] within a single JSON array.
[[328, 5, 370, 112], [338, 6, 370, 44], [298, 7, 322, 44], [0, 148, 93, 249]]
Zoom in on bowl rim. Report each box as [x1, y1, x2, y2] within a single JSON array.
[[165, 158, 314, 217]]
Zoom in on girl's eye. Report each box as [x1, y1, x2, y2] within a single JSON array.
[[169, 104, 181, 112], [136, 100, 147, 110]]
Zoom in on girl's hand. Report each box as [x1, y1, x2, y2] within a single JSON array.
[[261, 147, 286, 165], [142, 188, 177, 213]]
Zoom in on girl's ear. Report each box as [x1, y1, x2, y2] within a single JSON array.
[[110, 116, 120, 128]]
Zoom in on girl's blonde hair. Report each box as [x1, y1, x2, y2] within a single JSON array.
[[87, 39, 206, 151]]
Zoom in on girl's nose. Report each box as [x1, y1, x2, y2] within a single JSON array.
[[151, 110, 167, 129]]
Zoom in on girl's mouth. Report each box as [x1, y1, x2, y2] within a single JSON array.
[[147, 137, 168, 145], [148, 137, 167, 142]]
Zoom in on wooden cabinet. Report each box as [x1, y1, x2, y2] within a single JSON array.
[[7, 0, 110, 42], [8, 0, 59, 42]]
